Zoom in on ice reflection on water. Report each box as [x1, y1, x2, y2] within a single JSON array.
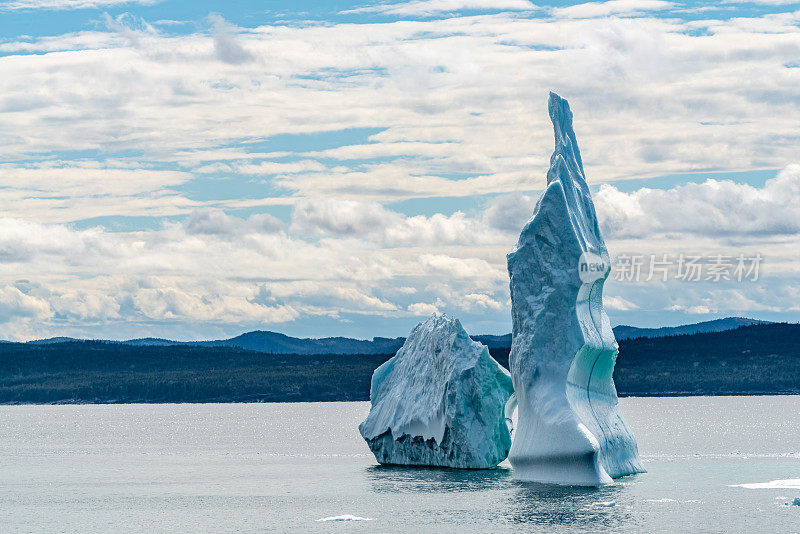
[[365, 463, 642, 529], [2, 398, 800, 533]]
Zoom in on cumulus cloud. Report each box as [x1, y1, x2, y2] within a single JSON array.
[[483, 193, 536, 234], [0, 0, 158, 10], [183, 208, 284, 235], [605, 295, 639, 311], [460, 292, 504, 311], [0, 218, 122, 263], [0, 286, 53, 323], [103, 12, 157, 36], [291, 197, 508, 245], [132, 286, 298, 323], [0, 211, 508, 339], [419, 254, 501, 279], [0, 160, 798, 339], [596, 164, 800, 239], [552, 0, 675, 19], [2, 7, 799, 201], [0, 165, 198, 223], [291, 198, 397, 237], [0, 5, 799, 337], [344, 0, 536, 16], [208, 14, 254, 65], [669, 304, 713, 314], [723, 0, 798, 5], [407, 302, 439, 315]]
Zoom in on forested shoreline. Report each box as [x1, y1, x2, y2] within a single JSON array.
[[0, 323, 798, 404]]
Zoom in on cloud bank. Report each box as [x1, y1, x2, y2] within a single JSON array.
[[0, 2, 798, 338]]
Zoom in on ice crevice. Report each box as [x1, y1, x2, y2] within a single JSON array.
[[505, 92, 645, 486], [359, 314, 514, 469]]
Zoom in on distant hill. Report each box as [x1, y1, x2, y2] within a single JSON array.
[[0, 323, 798, 403], [11, 316, 773, 354], [26, 337, 82, 345], [612, 317, 773, 340], [489, 323, 800, 397], [193, 331, 405, 355], [616, 322, 800, 395], [124, 338, 180, 346], [471, 333, 512, 349], [20, 331, 406, 355]]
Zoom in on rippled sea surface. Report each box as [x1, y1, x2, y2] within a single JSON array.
[[2, 397, 799, 533]]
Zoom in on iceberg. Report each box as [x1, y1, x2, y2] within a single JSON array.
[[506, 92, 645, 485], [316, 515, 372, 522], [359, 314, 514, 469], [732, 479, 800, 490]]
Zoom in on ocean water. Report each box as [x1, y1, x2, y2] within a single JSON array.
[[1, 397, 799, 533]]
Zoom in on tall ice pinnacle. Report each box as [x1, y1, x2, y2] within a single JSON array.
[[506, 92, 645, 485]]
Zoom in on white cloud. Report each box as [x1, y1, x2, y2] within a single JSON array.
[[596, 164, 800, 239], [0, 160, 798, 339], [723, 0, 799, 5], [291, 197, 507, 245], [0, 164, 198, 222], [183, 208, 284, 235], [208, 14, 254, 65], [131, 286, 298, 323], [407, 302, 439, 315], [49, 289, 121, 321], [2, 9, 799, 203], [483, 193, 536, 233], [461, 292, 504, 310], [291, 198, 398, 237], [419, 254, 501, 279], [552, 0, 675, 18], [0, 286, 53, 322], [669, 304, 713, 314], [0, 0, 158, 10], [605, 295, 639, 310], [0, 6, 799, 337], [0, 31, 119, 54], [0, 211, 508, 339], [344, 0, 536, 16]]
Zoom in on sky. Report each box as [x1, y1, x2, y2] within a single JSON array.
[[0, 0, 799, 341]]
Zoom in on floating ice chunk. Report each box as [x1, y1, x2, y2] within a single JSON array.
[[731, 479, 800, 489], [506, 92, 644, 486], [592, 501, 616, 507], [359, 313, 514, 469], [792, 497, 800, 507], [316, 515, 372, 522]]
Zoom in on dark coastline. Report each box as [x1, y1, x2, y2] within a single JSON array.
[[1, 323, 798, 404]]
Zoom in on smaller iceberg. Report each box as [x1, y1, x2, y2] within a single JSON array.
[[731, 479, 800, 489], [316, 515, 372, 522], [359, 314, 514, 469]]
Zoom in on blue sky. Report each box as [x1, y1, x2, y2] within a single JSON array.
[[0, 0, 799, 340]]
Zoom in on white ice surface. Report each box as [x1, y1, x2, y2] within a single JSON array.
[[731, 479, 800, 489], [316, 515, 372, 522], [505, 92, 645, 486], [359, 314, 514, 469]]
